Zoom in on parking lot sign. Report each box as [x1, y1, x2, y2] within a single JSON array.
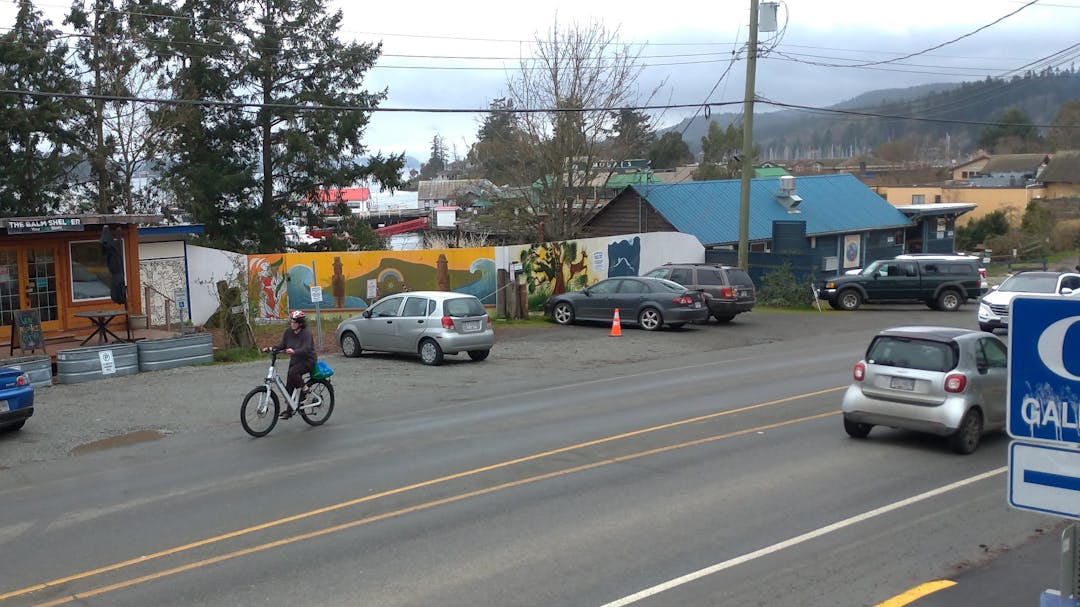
[[1008, 296, 1080, 443]]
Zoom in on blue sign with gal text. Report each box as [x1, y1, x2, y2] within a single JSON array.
[[1008, 296, 1080, 444]]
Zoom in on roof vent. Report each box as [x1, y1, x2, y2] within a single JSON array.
[[776, 175, 802, 213]]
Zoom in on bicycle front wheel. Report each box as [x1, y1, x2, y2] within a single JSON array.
[[299, 378, 335, 426], [241, 386, 279, 437]]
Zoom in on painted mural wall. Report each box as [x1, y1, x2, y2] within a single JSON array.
[[247, 248, 497, 319], [166, 232, 702, 322], [495, 232, 704, 310]]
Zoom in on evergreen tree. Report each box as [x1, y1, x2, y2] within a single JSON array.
[[0, 1, 87, 216], [1047, 100, 1080, 152], [609, 108, 655, 159], [977, 108, 1042, 153], [420, 134, 447, 179], [134, 0, 403, 252], [647, 132, 692, 170], [468, 98, 530, 186], [134, 0, 260, 250], [243, 0, 403, 251]]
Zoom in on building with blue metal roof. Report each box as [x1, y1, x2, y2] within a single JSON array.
[[588, 174, 973, 274]]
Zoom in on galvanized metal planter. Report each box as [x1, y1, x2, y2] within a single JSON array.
[[56, 343, 139, 384], [137, 333, 213, 372], [0, 355, 53, 388]]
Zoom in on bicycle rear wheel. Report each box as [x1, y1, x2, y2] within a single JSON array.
[[241, 386, 279, 437], [299, 378, 335, 426]]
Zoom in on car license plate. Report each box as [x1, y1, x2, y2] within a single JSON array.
[[463, 321, 480, 331], [694, 302, 701, 308], [890, 376, 915, 391], [0, 401, 8, 413]]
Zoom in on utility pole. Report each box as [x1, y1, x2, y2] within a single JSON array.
[[737, 0, 760, 271]]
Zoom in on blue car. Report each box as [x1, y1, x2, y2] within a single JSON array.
[[0, 366, 35, 432]]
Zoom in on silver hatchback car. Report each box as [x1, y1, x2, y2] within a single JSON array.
[[335, 291, 494, 365], [841, 326, 1007, 454]]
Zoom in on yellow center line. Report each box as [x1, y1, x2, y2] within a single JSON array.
[[1, 387, 843, 603], [30, 411, 839, 607], [874, 580, 957, 606]]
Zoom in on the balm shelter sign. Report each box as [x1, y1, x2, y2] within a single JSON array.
[[7, 217, 84, 234]]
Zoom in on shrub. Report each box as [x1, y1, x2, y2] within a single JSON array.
[[758, 264, 815, 308]]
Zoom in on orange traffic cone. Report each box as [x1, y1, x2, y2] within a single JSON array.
[[610, 308, 622, 337]]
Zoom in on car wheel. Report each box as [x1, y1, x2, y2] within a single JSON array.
[[827, 300, 843, 311], [843, 418, 872, 439], [979, 323, 994, 333], [837, 289, 862, 311], [937, 289, 962, 312], [418, 338, 444, 366], [339, 331, 362, 358], [467, 349, 490, 361], [948, 409, 983, 454], [713, 314, 735, 323], [552, 302, 575, 325], [638, 307, 663, 331]]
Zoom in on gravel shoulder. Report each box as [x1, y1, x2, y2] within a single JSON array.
[[0, 305, 982, 469]]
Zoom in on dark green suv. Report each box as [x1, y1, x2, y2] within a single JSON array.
[[820, 256, 982, 311]]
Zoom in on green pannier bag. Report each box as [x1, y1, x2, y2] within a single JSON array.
[[310, 360, 334, 380]]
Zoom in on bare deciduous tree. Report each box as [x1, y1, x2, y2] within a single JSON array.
[[504, 19, 663, 240]]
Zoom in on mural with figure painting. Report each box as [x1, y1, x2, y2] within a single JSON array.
[[248, 255, 289, 319], [508, 235, 643, 310], [248, 249, 496, 318]]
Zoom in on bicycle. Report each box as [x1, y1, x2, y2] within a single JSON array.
[[240, 348, 335, 437]]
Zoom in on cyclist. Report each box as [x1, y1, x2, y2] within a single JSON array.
[[262, 310, 317, 417]]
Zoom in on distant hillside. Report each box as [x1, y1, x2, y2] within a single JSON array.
[[661, 71, 1080, 162]]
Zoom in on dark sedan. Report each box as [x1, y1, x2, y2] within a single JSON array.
[[543, 276, 709, 331]]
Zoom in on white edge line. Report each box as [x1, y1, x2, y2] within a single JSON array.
[[598, 466, 1007, 607]]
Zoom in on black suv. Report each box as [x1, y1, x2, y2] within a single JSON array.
[[643, 263, 756, 322], [820, 255, 983, 311]]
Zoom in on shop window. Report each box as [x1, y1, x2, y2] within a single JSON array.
[[69, 240, 122, 302]]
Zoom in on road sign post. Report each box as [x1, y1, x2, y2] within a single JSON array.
[[1007, 295, 1080, 606]]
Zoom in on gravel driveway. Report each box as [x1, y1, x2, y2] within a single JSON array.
[[0, 305, 982, 468]]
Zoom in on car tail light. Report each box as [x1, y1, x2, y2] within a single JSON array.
[[979, 268, 987, 279], [673, 295, 694, 305], [484, 314, 491, 328], [441, 316, 455, 329], [853, 362, 865, 381], [944, 373, 967, 393], [16, 373, 29, 387], [719, 287, 735, 299]]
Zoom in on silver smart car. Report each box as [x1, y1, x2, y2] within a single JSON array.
[[335, 291, 494, 365], [841, 326, 1007, 454]]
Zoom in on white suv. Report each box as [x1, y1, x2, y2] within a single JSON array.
[[977, 271, 1080, 332]]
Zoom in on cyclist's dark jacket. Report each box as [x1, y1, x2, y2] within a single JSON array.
[[272, 325, 317, 367]]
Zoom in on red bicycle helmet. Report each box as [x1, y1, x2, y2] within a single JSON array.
[[289, 310, 307, 322]]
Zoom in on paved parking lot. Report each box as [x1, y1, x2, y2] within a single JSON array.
[[0, 304, 982, 468]]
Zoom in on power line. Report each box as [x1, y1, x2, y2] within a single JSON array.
[[4, 87, 1077, 130]]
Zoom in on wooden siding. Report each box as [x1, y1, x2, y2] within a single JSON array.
[[584, 193, 677, 237]]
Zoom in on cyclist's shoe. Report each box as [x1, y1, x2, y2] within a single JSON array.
[[279, 407, 294, 420]]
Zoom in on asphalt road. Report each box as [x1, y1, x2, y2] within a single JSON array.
[[0, 303, 1069, 607]]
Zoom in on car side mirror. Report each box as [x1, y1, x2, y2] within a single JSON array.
[[582, 287, 591, 296], [1062, 287, 1074, 295], [362, 310, 372, 319]]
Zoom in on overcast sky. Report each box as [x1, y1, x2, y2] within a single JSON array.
[[5, 0, 1079, 165]]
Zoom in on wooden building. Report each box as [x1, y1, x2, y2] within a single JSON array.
[[0, 214, 162, 350]]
